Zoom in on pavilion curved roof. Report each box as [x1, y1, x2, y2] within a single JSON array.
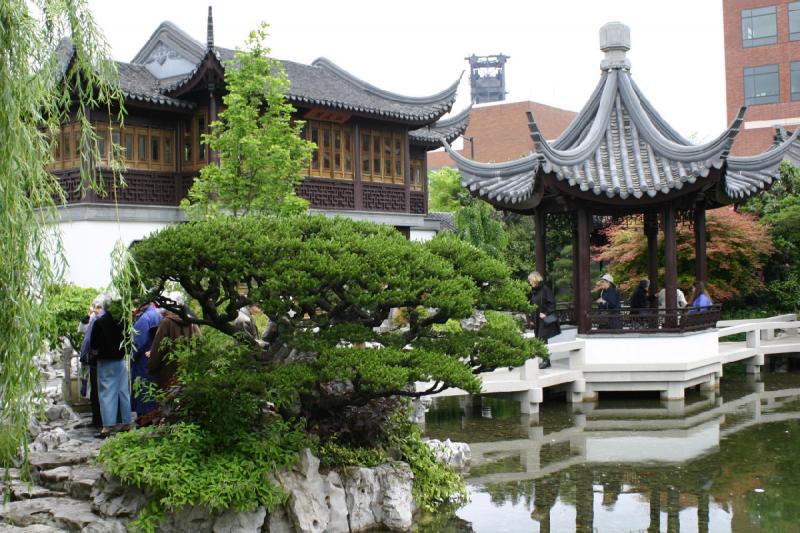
[[447, 22, 800, 209], [409, 105, 472, 146]]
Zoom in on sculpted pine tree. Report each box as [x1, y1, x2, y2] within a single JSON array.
[[0, 0, 123, 464], [182, 25, 315, 218]]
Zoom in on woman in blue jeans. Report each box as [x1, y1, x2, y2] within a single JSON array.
[[90, 299, 132, 438]]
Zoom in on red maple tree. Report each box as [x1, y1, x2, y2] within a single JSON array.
[[594, 207, 774, 302]]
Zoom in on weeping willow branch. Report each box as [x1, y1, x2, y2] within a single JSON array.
[[0, 0, 125, 466]]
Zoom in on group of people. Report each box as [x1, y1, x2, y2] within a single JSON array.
[[79, 292, 199, 438], [526, 271, 716, 343], [596, 275, 714, 315]]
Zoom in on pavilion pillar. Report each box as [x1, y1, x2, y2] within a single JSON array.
[[644, 212, 659, 306], [663, 205, 678, 316], [535, 210, 547, 277], [576, 206, 592, 334], [208, 88, 219, 164], [666, 487, 680, 533], [575, 468, 594, 533], [694, 201, 707, 284], [697, 491, 710, 533]]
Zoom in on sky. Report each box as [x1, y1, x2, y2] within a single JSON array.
[[87, 0, 728, 142]]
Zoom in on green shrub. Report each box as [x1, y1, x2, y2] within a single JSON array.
[[46, 283, 97, 350], [98, 421, 307, 531]]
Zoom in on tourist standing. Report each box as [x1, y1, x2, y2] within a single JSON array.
[[148, 310, 201, 390], [528, 271, 561, 343], [90, 298, 132, 438], [130, 302, 162, 417], [596, 273, 621, 329], [630, 279, 650, 312], [689, 281, 713, 312], [234, 305, 260, 341], [79, 298, 105, 428], [657, 286, 687, 309]]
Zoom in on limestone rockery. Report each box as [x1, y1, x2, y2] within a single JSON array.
[[0, 350, 469, 532]]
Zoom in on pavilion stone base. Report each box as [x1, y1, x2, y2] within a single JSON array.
[[579, 330, 722, 401]]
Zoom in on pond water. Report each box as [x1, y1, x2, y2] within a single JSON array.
[[417, 372, 800, 533]]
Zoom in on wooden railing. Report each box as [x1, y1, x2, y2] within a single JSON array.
[[586, 305, 722, 334]]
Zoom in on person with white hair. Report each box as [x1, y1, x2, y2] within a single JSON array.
[[90, 297, 133, 437], [78, 294, 107, 427]]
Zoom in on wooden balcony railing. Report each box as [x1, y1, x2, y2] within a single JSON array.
[[585, 305, 722, 334]]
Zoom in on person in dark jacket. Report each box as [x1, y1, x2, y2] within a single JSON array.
[[89, 298, 132, 438], [130, 302, 162, 416], [629, 279, 650, 312], [528, 271, 561, 368], [595, 273, 622, 329]]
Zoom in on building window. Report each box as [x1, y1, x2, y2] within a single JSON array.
[[360, 128, 404, 185], [410, 159, 423, 191], [741, 6, 777, 48], [305, 120, 354, 180], [791, 2, 800, 40], [744, 64, 780, 105], [151, 135, 160, 162], [137, 134, 147, 161], [197, 115, 206, 161], [124, 134, 134, 160], [792, 63, 800, 101], [164, 137, 173, 164]]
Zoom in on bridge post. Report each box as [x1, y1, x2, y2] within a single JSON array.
[[660, 382, 685, 401]]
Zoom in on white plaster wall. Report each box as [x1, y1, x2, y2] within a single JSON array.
[[582, 331, 719, 367], [58, 220, 170, 288], [410, 229, 437, 242]]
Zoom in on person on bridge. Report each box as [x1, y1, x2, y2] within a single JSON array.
[[529, 271, 560, 369]]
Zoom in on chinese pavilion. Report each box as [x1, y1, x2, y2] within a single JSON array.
[[445, 22, 800, 336], [53, 8, 469, 286]]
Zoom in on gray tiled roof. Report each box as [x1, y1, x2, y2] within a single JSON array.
[[409, 106, 471, 145], [447, 62, 800, 207], [725, 128, 800, 200], [127, 22, 458, 123], [116, 62, 195, 110]]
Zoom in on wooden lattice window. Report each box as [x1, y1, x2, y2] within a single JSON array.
[[360, 128, 404, 185], [410, 158, 424, 191], [305, 120, 354, 180]]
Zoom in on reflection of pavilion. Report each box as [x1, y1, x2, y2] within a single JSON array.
[[449, 384, 800, 533]]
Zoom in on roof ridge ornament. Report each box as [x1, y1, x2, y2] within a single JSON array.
[[599, 22, 631, 71], [206, 6, 214, 50]]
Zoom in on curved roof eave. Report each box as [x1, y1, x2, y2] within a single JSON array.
[[311, 57, 461, 107], [722, 128, 800, 200], [442, 140, 542, 208], [409, 105, 472, 145]]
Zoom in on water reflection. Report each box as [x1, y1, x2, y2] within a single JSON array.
[[419, 373, 800, 532]]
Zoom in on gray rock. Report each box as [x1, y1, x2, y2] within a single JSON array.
[[0, 524, 66, 532], [342, 467, 379, 532], [212, 506, 267, 533], [66, 465, 105, 500], [29, 449, 94, 471], [90, 474, 146, 518], [322, 472, 348, 533], [265, 506, 294, 533], [157, 505, 215, 533], [0, 497, 101, 530], [44, 405, 75, 423], [425, 439, 472, 470], [37, 466, 72, 492], [80, 519, 129, 533], [276, 449, 329, 533], [460, 310, 487, 332], [374, 464, 413, 531], [7, 481, 66, 500]]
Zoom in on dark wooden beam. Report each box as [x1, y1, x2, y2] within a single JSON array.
[[663, 204, 678, 315], [644, 212, 659, 306], [353, 123, 363, 210], [576, 206, 591, 334], [694, 200, 707, 283], [535, 210, 547, 277]]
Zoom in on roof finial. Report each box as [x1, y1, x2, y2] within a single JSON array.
[[206, 6, 214, 50], [599, 22, 631, 71]]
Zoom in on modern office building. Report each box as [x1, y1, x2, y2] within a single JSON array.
[[724, 0, 800, 154]]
